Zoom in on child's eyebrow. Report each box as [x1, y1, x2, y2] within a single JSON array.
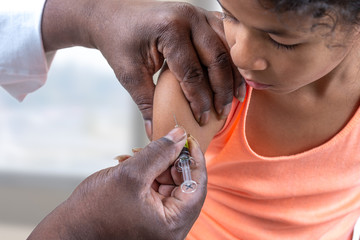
[[216, 0, 299, 38]]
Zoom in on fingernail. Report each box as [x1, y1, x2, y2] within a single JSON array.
[[187, 134, 200, 147], [114, 155, 132, 162], [132, 147, 142, 153], [166, 126, 187, 143], [237, 81, 247, 102], [220, 103, 232, 119], [195, 112, 201, 124], [199, 111, 210, 126], [144, 120, 152, 140]]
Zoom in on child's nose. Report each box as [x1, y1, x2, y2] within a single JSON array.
[[230, 30, 268, 71]]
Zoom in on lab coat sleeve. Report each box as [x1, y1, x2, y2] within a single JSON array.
[[0, 0, 56, 101]]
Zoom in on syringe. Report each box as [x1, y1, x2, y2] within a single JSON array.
[[173, 114, 197, 193]]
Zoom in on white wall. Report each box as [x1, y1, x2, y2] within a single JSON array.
[[172, 0, 221, 10]]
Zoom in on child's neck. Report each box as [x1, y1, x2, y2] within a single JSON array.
[[246, 45, 360, 157]]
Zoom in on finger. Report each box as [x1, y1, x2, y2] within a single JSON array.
[[157, 162, 182, 187], [236, 77, 247, 102], [151, 180, 160, 192], [192, 12, 236, 119], [187, 135, 207, 190], [115, 64, 156, 123], [206, 11, 246, 102], [209, 11, 247, 102], [158, 184, 176, 197], [160, 27, 213, 126], [122, 127, 187, 187], [171, 165, 183, 186], [206, 11, 230, 51], [208, 11, 247, 102], [156, 168, 175, 185]]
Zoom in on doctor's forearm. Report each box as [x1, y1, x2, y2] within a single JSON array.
[[41, 0, 107, 52]]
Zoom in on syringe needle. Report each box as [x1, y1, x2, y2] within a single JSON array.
[[173, 113, 179, 128]]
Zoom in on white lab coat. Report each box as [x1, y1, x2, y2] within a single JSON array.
[[0, 0, 55, 101]]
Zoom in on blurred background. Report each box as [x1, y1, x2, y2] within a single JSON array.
[[0, 0, 221, 239]]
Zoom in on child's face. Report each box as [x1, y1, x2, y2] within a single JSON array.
[[218, 0, 359, 94]]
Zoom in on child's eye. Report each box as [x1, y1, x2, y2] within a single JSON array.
[[268, 37, 299, 51], [221, 12, 238, 23]]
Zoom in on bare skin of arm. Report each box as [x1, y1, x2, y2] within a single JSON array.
[[153, 67, 226, 153]]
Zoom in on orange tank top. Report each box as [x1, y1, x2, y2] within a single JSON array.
[[187, 88, 360, 239]]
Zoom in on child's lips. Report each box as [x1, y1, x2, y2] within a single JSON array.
[[244, 78, 272, 90]]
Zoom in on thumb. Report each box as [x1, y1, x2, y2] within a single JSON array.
[[123, 127, 187, 186]]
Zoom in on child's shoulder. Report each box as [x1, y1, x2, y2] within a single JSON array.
[[153, 68, 226, 152]]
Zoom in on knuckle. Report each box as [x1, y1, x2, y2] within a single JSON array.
[[210, 51, 232, 70], [133, 94, 154, 120], [212, 77, 233, 95], [181, 66, 205, 86], [136, 100, 153, 114], [116, 70, 139, 89], [161, 15, 183, 30], [157, 22, 187, 51], [156, 3, 203, 58], [116, 73, 154, 113], [191, 97, 211, 113], [182, 81, 212, 113], [157, 6, 185, 30], [157, 3, 199, 37], [165, 2, 198, 23], [116, 162, 144, 191], [176, 3, 199, 22], [115, 67, 150, 89], [149, 137, 178, 162], [153, 137, 176, 154], [214, 89, 234, 107]]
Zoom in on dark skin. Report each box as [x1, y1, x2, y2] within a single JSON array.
[[41, 0, 245, 138], [28, 127, 207, 240]]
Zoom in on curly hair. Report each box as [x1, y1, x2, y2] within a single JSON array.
[[259, 0, 360, 29]]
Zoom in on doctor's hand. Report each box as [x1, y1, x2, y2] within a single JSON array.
[[28, 127, 207, 240], [41, 0, 245, 137]]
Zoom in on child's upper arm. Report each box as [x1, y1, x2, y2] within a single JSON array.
[[153, 68, 226, 153]]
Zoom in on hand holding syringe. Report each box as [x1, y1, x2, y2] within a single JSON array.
[[173, 115, 197, 193]]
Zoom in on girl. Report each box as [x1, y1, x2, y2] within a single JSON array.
[[153, 0, 360, 239]]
